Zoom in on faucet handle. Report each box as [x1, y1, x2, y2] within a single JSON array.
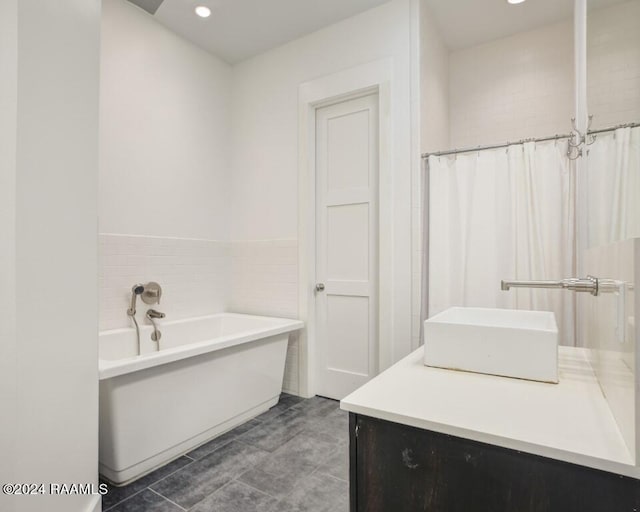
[[141, 281, 162, 305]]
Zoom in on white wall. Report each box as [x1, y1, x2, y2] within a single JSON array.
[[444, 0, 640, 151], [231, 0, 413, 240], [448, 21, 574, 149], [587, 0, 640, 130], [0, 1, 18, 510], [230, 0, 417, 390], [99, 0, 233, 332], [100, 0, 232, 240], [0, 1, 101, 511], [420, 1, 449, 154]]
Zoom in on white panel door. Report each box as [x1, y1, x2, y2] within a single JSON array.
[[315, 93, 379, 400]]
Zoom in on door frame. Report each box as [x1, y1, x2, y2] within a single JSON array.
[[297, 59, 394, 398]]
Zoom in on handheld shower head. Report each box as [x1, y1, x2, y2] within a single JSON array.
[[127, 284, 145, 316]]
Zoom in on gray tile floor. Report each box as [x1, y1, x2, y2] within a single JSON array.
[[102, 395, 349, 512]]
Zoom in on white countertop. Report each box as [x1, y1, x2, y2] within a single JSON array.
[[341, 346, 639, 479]]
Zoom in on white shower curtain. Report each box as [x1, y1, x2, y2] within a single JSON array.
[[427, 140, 576, 345], [585, 126, 640, 247]]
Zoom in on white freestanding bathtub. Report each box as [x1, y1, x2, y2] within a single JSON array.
[[98, 313, 303, 485]]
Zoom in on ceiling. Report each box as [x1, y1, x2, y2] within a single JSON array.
[[424, 0, 627, 50], [130, 0, 391, 64]]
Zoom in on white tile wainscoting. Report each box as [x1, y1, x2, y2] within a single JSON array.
[[99, 234, 230, 331], [99, 234, 300, 394]]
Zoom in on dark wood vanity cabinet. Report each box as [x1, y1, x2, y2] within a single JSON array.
[[349, 413, 640, 512]]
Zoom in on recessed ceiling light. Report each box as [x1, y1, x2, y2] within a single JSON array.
[[195, 5, 211, 18], [507, 0, 526, 3]]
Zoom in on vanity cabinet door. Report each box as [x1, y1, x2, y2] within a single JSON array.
[[349, 413, 640, 512]]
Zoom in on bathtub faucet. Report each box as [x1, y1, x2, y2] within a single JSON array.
[[127, 282, 163, 317], [146, 309, 166, 343], [127, 282, 163, 355]]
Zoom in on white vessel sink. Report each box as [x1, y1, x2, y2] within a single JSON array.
[[424, 307, 559, 383]]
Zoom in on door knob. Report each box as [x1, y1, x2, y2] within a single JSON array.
[[315, 283, 325, 292]]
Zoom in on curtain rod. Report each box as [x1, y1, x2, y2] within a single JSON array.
[[421, 121, 640, 159]]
